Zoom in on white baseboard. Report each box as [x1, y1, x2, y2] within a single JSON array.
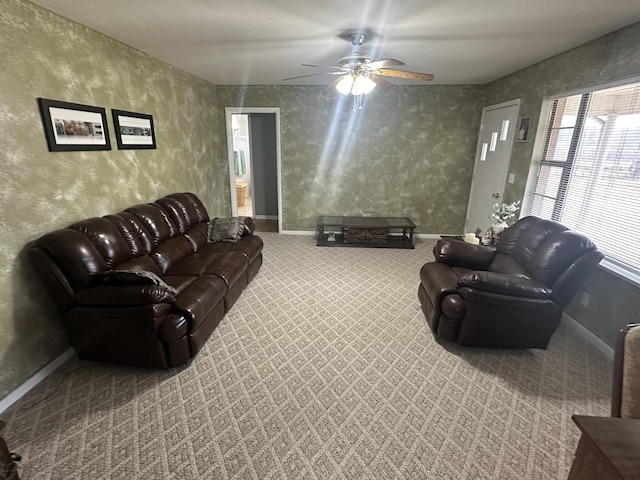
[[415, 234, 445, 239], [278, 231, 449, 239], [0, 348, 74, 414], [280, 230, 314, 236], [562, 313, 614, 361]]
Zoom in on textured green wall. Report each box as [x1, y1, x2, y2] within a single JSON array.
[[217, 85, 486, 233], [2, 0, 638, 402], [483, 22, 640, 346], [0, 1, 227, 398]]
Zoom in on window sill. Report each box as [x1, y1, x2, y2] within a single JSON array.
[[599, 259, 640, 288]]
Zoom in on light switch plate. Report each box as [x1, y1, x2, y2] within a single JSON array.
[[508, 173, 515, 184]]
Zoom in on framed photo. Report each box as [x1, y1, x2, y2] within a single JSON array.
[[37, 98, 111, 151], [111, 109, 156, 149], [515, 116, 532, 143]]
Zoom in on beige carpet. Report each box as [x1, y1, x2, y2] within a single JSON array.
[[1, 233, 612, 479]]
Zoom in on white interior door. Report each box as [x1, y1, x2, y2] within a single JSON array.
[[465, 99, 521, 233]]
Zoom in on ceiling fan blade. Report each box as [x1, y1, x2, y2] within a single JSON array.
[[376, 69, 435, 81], [369, 74, 394, 89], [367, 58, 405, 70], [302, 63, 344, 70], [282, 71, 343, 81]]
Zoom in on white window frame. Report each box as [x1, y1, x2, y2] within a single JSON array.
[[524, 75, 640, 286]]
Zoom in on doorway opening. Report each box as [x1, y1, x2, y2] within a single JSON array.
[[225, 107, 282, 233]]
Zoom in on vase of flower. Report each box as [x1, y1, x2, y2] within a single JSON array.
[[488, 201, 521, 243], [491, 221, 508, 235]]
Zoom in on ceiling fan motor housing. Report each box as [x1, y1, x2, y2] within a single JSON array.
[[339, 53, 373, 68]]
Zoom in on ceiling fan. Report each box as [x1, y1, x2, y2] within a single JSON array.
[[282, 32, 435, 96]]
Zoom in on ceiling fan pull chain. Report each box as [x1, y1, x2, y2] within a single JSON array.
[[352, 95, 365, 112]]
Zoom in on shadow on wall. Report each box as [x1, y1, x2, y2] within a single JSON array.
[[0, 247, 69, 399]]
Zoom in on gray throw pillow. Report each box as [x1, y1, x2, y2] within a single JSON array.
[[207, 217, 247, 243], [102, 270, 178, 294]]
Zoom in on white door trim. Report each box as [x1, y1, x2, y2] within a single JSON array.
[[225, 107, 282, 232]]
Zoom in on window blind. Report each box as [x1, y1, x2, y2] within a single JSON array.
[[529, 81, 640, 274]]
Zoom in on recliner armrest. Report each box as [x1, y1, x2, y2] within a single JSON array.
[[434, 240, 496, 270], [75, 285, 176, 306], [457, 271, 552, 299]]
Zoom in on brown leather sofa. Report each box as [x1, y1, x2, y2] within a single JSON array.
[[28, 192, 263, 368], [418, 216, 603, 349]]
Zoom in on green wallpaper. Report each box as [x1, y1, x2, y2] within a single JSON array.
[[0, 1, 226, 398], [217, 85, 486, 233], [483, 22, 640, 346], [1, 0, 639, 401]]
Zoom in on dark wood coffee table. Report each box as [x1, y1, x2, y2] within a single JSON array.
[[316, 216, 416, 249]]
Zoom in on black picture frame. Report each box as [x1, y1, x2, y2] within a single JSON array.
[[111, 109, 156, 149], [37, 98, 111, 152], [515, 116, 532, 143]]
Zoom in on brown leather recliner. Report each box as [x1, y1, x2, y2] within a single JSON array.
[[418, 216, 603, 349]]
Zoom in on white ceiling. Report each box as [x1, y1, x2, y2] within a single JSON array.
[[31, 0, 640, 86]]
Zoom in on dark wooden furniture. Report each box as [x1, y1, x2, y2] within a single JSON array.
[[0, 421, 20, 479], [567, 415, 640, 480], [316, 216, 416, 249]]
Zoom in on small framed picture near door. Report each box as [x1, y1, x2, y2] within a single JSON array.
[[111, 109, 156, 149], [37, 98, 111, 151], [515, 116, 532, 142]]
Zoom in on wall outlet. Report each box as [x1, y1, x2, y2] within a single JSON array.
[[508, 173, 515, 184], [581, 292, 591, 307]]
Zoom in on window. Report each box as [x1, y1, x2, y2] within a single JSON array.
[[528, 80, 640, 276]]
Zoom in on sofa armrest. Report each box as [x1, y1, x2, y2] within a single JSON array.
[[457, 271, 552, 299], [75, 285, 176, 306], [434, 240, 496, 270]]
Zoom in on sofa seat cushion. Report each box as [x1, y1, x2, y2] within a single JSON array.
[[151, 236, 197, 274], [161, 275, 202, 294], [75, 284, 177, 306], [204, 252, 249, 286], [102, 270, 178, 294], [114, 254, 163, 276], [165, 251, 246, 284], [172, 275, 227, 331], [199, 234, 263, 263]]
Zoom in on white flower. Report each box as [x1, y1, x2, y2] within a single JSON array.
[[489, 201, 521, 224]]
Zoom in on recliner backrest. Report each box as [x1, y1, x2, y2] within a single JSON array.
[[492, 216, 599, 287]]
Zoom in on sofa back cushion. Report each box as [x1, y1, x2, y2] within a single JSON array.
[[125, 203, 177, 247], [125, 202, 195, 274], [104, 214, 149, 257], [156, 192, 211, 251], [32, 229, 107, 292], [69, 217, 133, 270], [155, 192, 209, 234]]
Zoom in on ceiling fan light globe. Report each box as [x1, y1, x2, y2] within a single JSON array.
[[352, 75, 376, 95], [336, 75, 354, 95]]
